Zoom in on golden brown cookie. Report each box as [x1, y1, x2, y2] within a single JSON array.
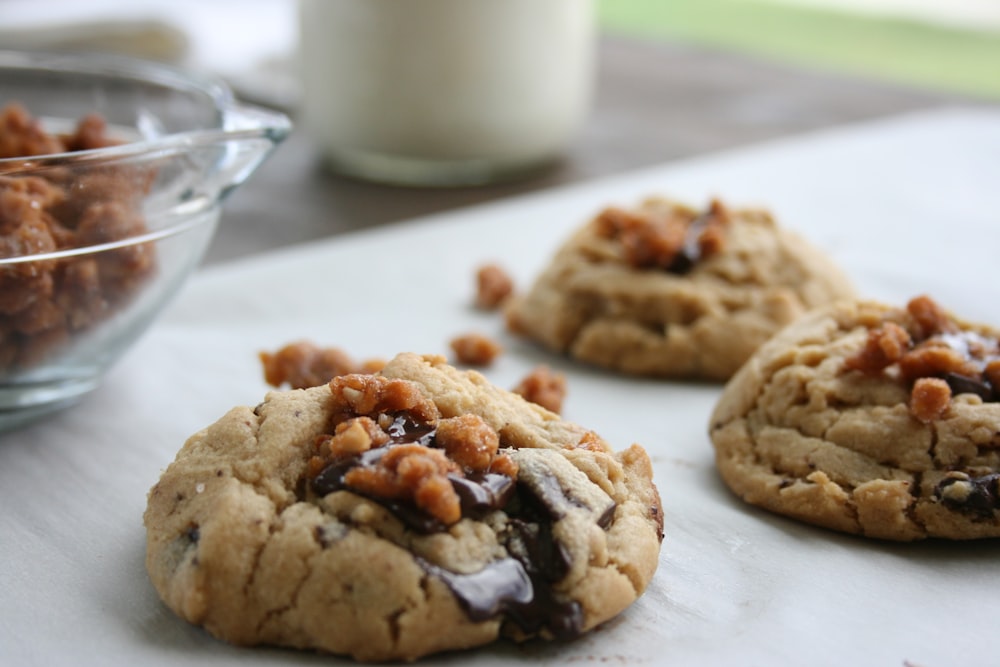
[[710, 296, 1000, 540], [144, 353, 662, 661], [505, 197, 856, 381]]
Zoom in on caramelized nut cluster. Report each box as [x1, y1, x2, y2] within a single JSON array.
[[844, 295, 1000, 422], [0, 103, 155, 370], [261, 341, 385, 389], [329, 374, 440, 423], [309, 374, 519, 526], [594, 198, 729, 272]]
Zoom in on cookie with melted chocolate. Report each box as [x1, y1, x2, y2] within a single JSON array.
[[710, 296, 1000, 540], [144, 353, 663, 661], [505, 196, 856, 381]]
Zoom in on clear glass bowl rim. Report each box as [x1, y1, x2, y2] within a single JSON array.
[[0, 49, 290, 170], [0, 49, 292, 265]]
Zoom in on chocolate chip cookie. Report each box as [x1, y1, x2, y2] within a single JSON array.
[[144, 353, 663, 661], [505, 197, 856, 381], [710, 296, 1000, 540]]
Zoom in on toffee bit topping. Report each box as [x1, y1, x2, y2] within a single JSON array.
[[844, 296, 1000, 422], [343, 444, 463, 525], [843, 321, 911, 374], [594, 198, 730, 273], [910, 377, 951, 424], [329, 374, 439, 424], [907, 294, 956, 339], [260, 341, 384, 389], [436, 414, 500, 471], [311, 374, 518, 527], [319, 417, 390, 458]]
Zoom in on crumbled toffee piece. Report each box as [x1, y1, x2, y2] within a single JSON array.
[[260, 340, 385, 389], [844, 295, 1000, 422], [475, 263, 514, 310], [512, 365, 567, 414], [594, 197, 729, 272], [310, 374, 519, 527], [0, 103, 155, 371], [450, 332, 503, 367]]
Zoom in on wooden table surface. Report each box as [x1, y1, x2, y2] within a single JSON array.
[[208, 35, 979, 265]]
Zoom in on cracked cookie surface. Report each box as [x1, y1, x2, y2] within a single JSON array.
[[505, 197, 855, 381], [144, 353, 663, 661], [709, 297, 1000, 540]]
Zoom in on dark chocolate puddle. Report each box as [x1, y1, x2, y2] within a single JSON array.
[[936, 473, 1000, 518]]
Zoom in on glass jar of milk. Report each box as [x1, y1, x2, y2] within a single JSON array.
[[298, 0, 596, 186]]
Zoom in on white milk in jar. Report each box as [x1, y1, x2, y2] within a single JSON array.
[[298, 0, 596, 186]]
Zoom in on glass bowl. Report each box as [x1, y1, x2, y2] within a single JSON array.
[[0, 50, 291, 431]]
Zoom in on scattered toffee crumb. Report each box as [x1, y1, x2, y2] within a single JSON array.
[[475, 263, 514, 310], [513, 365, 567, 414], [260, 341, 385, 389], [450, 332, 503, 367]]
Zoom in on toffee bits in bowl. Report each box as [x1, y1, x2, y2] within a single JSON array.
[[0, 50, 290, 430]]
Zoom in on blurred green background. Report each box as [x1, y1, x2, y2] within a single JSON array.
[[598, 0, 1000, 100]]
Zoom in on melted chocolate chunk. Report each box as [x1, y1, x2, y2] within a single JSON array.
[[936, 473, 1000, 518], [385, 413, 436, 446], [515, 466, 599, 523], [450, 472, 516, 515], [423, 557, 532, 621], [943, 372, 994, 402], [508, 518, 571, 584], [504, 481, 574, 583], [524, 469, 575, 521], [597, 502, 617, 530], [421, 554, 583, 640], [313, 447, 385, 496], [666, 212, 711, 274]]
